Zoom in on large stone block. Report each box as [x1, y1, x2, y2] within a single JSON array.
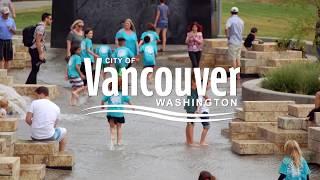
[[240, 66, 257, 74], [229, 120, 277, 133], [13, 52, 28, 60], [0, 69, 7, 77], [0, 157, 20, 179], [13, 45, 28, 53], [11, 60, 26, 69], [315, 113, 320, 125], [242, 111, 288, 122], [258, 126, 308, 144], [258, 66, 278, 76], [243, 101, 294, 112], [267, 58, 307, 67], [231, 140, 275, 155], [0, 76, 14, 86], [14, 140, 59, 156], [240, 58, 257, 67], [244, 51, 276, 61], [280, 50, 303, 59], [308, 127, 320, 142], [19, 155, 34, 164], [203, 39, 228, 49], [252, 42, 277, 52], [278, 116, 306, 130], [211, 47, 228, 54], [235, 108, 244, 120], [0, 118, 18, 132], [0, 132, 16, 147], [0, 138, 6, 153], [288, 104, 314, 118], [48, 152, 74, 169], [230, 132, 258, 140], [20, 164, 46, 180], [13, 84, 59, 100], [33, 155, 49, 164], [308, 139, 320, 153]]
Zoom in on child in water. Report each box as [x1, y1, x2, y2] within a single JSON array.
[[278, 140, 310, 180], [112, 37, 135, 76], [95, 37, 112, 79]]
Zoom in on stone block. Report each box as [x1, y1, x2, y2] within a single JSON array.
[[0, 132, 16, 147], [14, 140, 59, 155], [12, 36, 22, 44], [0, 138, 6, 153], [267, 58, 307, 67], [243, 101, 294, 112], [211, 47, 228, 54], [0, 157, 20, 179], [0, 118, 18, 132], [19, 155, 34, 164], [48, 152, 74, 169], [33, 155, 48, 164], [288, 104, 314, 118], [230, 132, 258, 140], [167, 54, 189, 63], [278, 116, 306, 130], [20, 164, 46, 180], [302, 149, 316, 163], [203, 39, 228, 49], [240, 66, 257, 74], [240, 58, 257, 67], [214, 54, 229, 65], [5, 144, 14, 156], [0, 76, 14, 86], [315, 113, 320, 126], [244, 51, 276, 61], [258, 66, 278, 76], [11, 60, 26, 69], [252, 42, 277, 52], [13, 84, 59, 100], [0, 69, 7, 77], [280, 50, 303, 59], [229, 120, 277, 133], [13, 52, 28, 60], [231, 140, 275, 155], [243, 111, 288, 122], [308, 127, 320, 142], [235, 108, 244, 120], [257, 126, 308, 144], [13, 45, 28, 53], [308, 139, 320, 153]]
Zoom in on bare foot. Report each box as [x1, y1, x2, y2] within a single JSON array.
[[200, 143, 209, 146]]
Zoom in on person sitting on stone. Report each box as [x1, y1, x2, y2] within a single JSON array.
[[25, 86, 67, 151], [307, 91, 320, 122], [0, 97, 8, 118]]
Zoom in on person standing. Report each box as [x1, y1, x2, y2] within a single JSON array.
[[0, 7, 15, 70], [225, 7, 244, 80], [154, 0, 169, 52], [185, 22, 203, 68], [139, 23, 160, 51], [314, 9, 320, 61], [66, 19, 85, 60], [25, 13, 52, 84], [0, 0, 16, 18]]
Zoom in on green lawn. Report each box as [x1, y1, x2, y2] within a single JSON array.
[[15, 6, 52, 29], [222, 0, 316, 40]]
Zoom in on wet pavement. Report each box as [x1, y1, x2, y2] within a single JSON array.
[[9, 46, 320, 180]]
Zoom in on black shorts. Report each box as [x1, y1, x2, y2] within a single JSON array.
[[0, 39, 13, 61], [107, 116, 125, 124], [187, 112, 210, 129]]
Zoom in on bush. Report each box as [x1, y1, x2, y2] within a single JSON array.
[[262, 62, 320, 95]]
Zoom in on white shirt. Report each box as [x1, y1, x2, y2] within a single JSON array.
[[198, 96, 209, 113], [226, 15, 244, 46], [28, 99, 60, 139]]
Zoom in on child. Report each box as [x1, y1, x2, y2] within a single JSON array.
[[196, 80, 211, 146], [0, 98, 8, 118], [139, 36, 157, 81], [244, 27, 260, 49], [278, 140, 310, 180], [198, 171, 216, 180], [80, 28, 99, 85], [101, 78, 132, 150], [67, 45, 86, 106], [184, 73, 198, 146], [139, 23, 160, 51], [112, 37, 135, 76], [95, 37, 112, 79]]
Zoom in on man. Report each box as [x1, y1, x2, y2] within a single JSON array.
[[0, 7, 15, 70], [225, 7, 244, 80], [26, 13, 52, 84], [314, 9, 320, 61], [0, 0, 16, 18], [25, 86, 67, 152]]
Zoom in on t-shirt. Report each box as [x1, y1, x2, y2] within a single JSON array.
[[30, 22, 46, 50], [102, 92, 131, 118], [140, 43, 157, 66], [198, 95, 209, 113], [115, 29, 138, 56], [140, 31, 159, 50], [279, 156, 310, 180], [66, 30, 84, 47], [67, 54, 82, 78], [95, 45, 112, 65], [157, 4, 169, 23], [81, 38, 94, 63], [112, 46, 134, 70], [184, 89, 198, 113], [244, 33, 255, 48], [226, 15, 244, 46], [28, 99, 60, 140], [0, 16, 15, 40]]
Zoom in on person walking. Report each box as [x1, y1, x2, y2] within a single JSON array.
[[0, 7, 15, 70], [225, 7, 244, 80], [66, 19, 85, 60], [185, 22, 203, 68], [154, 0, 169, 52]]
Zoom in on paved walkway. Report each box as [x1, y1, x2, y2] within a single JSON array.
[[14, 0, 51, 11]]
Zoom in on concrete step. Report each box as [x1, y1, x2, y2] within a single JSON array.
[[308, 139, 320, 153], [13, 44, 28, 53], [230, 132, 259, 140], [258, 66, 278, 76], [0, 157, 20, 179], [229, 120, 277, 133], [0, 118, 18, 132], [47, 152, 74, 170], [203, 38, 228, 49], [0, 69, 7, 77], [288, 104, 314, 118], [258, 126, 308, 144], [11, 60, 26, 69], [252, 42, 277, 52], [0, 138, 6, 154], [243, 101, 295, 112], [267, 58, 308, 67], [240, 66, 257, 74], [309, 127, 320, 142], [0, 132, 16, 148], [13, 84, 59, 100], [231, 140, 275, 155], [240, 58, 257, 67], [235, 108, 287, 122], [14, 140, 59, 156], [20, 164, 46, 180], [0, 76, 14, 86], [211, 47, 228, 55], [278, 116, 307, 130], [167, 54, 189, 63], [302, 149, 316, 163]]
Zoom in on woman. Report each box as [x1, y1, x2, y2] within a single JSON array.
[[154, 0, 169, 52], [185, 22, 204, 68], [66, 19, 85, 59]]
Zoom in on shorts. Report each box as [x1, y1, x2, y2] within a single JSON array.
[[107, 115, 125, 124], [32, 127, 67, 142], [144, 65, 155, 68], [187, 112, 210, 129], [69, 77, 84, 88], [0, 39, 13, 61], [228, 44, 242, 61], [157, 22, 168, 29]]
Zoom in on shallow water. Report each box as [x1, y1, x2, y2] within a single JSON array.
[[10, 47, 320, 180]]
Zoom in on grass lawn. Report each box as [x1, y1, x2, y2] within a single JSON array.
[[222, 0, 317, 40], [15, 6, 52, 29]]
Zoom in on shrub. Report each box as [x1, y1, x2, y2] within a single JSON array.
[[262, 62, 320, 95]]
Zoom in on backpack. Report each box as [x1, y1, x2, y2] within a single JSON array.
[[22, 24, 37, 47]]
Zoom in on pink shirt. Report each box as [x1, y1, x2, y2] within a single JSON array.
[[186, 32, 203, 52]]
